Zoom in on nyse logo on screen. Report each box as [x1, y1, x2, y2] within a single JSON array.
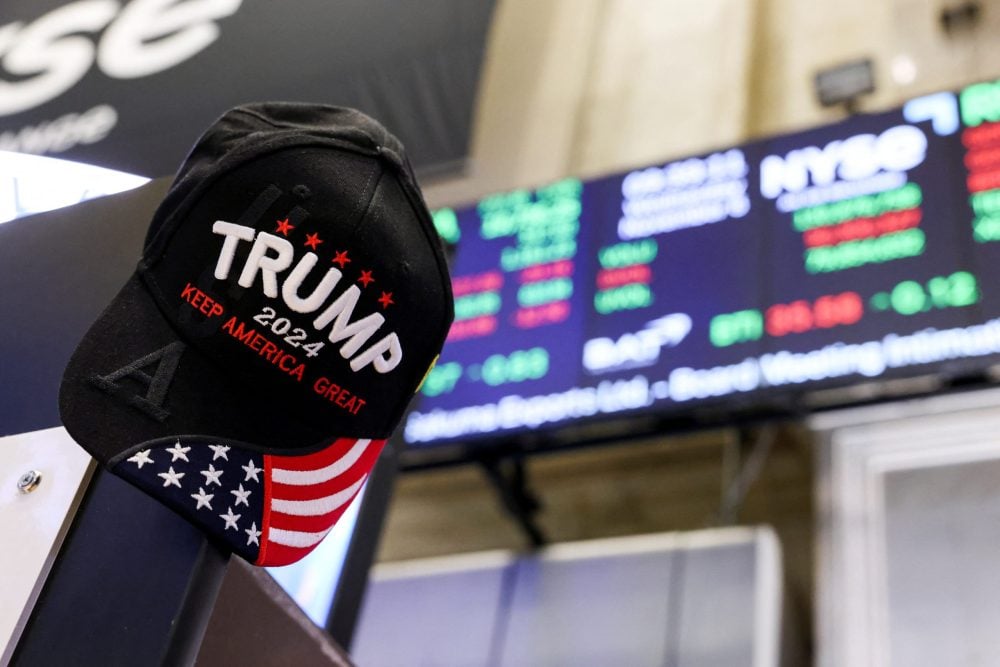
[[0, 0, 243, 117], [583, 313, 692, 375], [759, 124, 928, 206]]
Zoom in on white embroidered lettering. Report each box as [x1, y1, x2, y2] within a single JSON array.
[[211, 222, 401, 373], [212, 220, 255, 279], [238, 232, 293, 298], [313, 286, 385, 357], [281, 252, 342, 314], [350, 333, 402, 373]]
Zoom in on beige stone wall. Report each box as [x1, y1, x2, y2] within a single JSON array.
[[424, 0, 1000, 209]]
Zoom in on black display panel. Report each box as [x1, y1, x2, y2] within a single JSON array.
[[575, 145, 769, 411], [405, 79, 1000, 448], [404, 179, 593, 442]]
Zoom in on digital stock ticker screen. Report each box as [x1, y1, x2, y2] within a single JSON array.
[[404, 78, 1000, 449]]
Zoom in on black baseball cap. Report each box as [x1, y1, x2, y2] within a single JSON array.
[[59, 103, 453, 566]]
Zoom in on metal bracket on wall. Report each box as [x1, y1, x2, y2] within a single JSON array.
[[479, 456, 547, 549], [718, 425, 777, 526]]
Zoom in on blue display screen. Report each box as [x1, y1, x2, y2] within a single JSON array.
[[404, 80, 1000, 446]]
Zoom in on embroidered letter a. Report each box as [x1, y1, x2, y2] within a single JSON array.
[[90, 342, 186, 421]]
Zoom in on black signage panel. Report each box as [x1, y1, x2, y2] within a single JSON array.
[[0, 0, 495, 176], [406, 78, 1000, 449]]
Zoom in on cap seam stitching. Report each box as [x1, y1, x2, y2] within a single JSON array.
[[343, 159, 384, 239]]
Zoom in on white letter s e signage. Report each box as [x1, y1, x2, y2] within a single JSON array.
[[0, 0, 243, 116]]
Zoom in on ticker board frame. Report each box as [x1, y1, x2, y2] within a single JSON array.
[[401, 77, 1000, 465]]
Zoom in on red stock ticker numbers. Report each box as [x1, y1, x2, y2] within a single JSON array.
[[447, 270, 502, 342], [709, 292, 864, 348], [765, 292, 863, 337], [516, 259, 574, 329], [962, 81, 1000, 243]]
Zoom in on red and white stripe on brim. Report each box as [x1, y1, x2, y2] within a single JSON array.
[[256, 436, 385, 566]]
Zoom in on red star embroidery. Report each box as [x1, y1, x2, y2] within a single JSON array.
[[303, 232, 323, 251], [332, 250, 351, 268], [274, 218, 294, 236], [378, 291, 394, 309], [358, 270, 375, 287]]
